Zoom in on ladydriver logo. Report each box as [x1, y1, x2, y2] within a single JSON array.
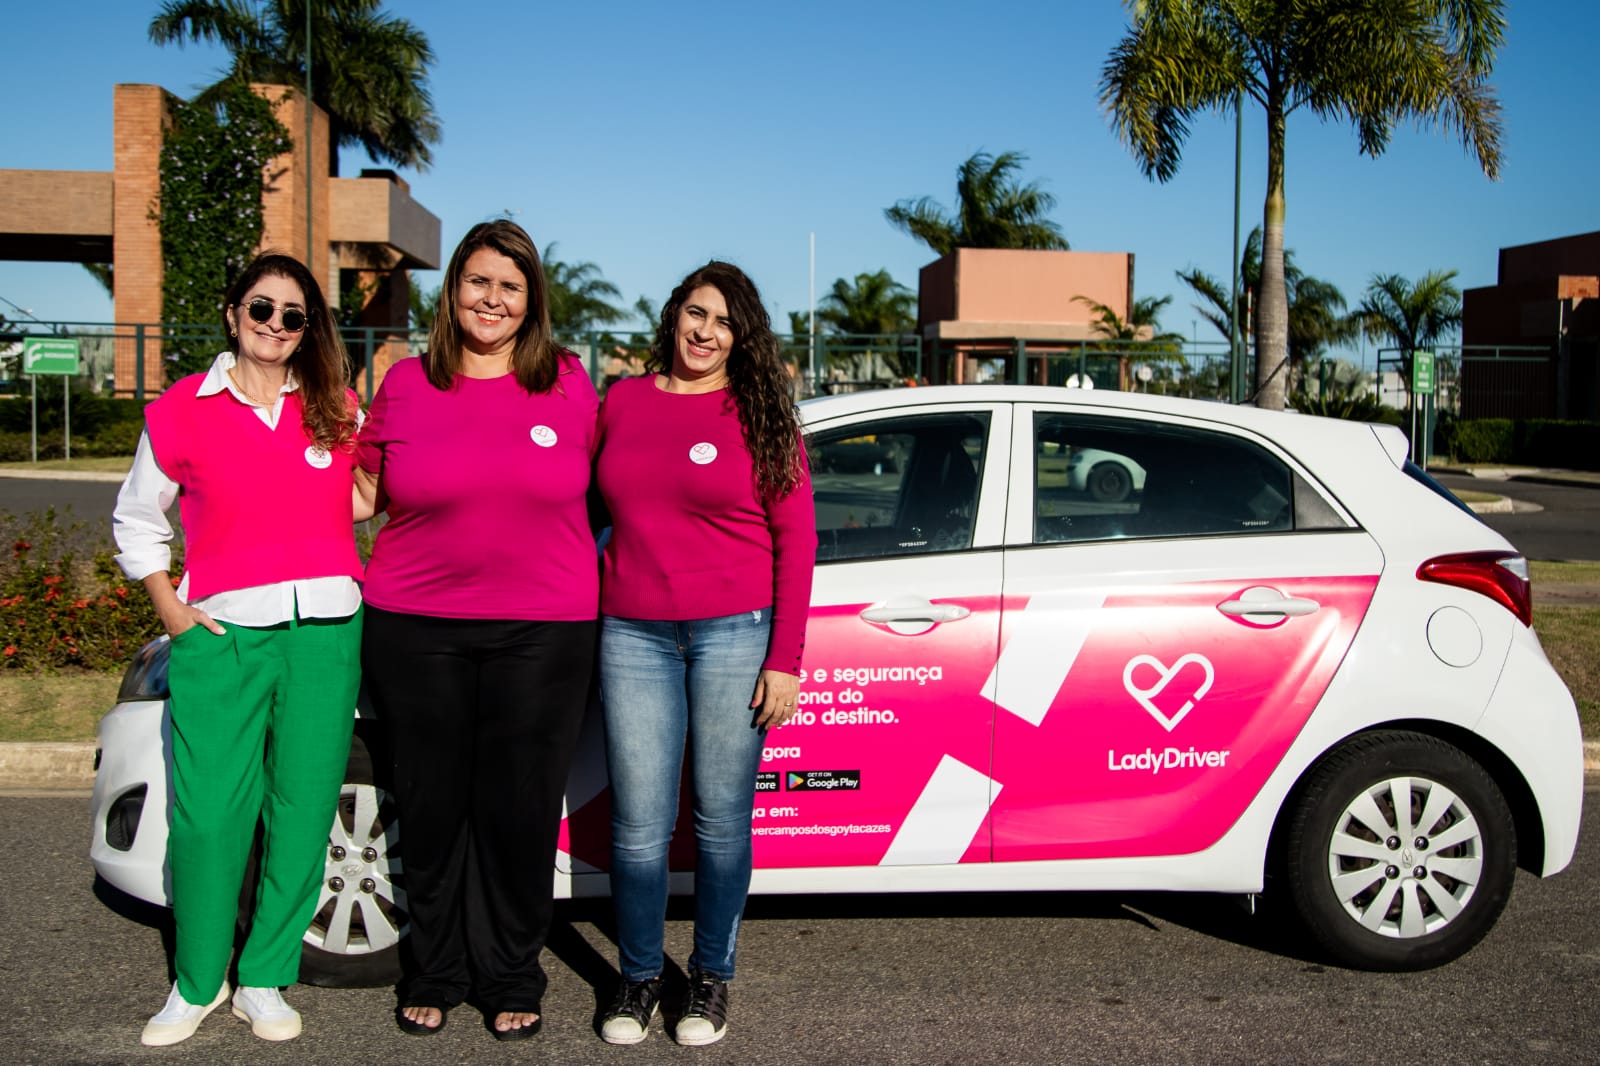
[[1121, 653, 1215, 732], [689, 442, 718, 465]]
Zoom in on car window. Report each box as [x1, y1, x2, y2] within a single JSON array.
[[1033, 412, 1306, 543], [811, 413, 990, 562]]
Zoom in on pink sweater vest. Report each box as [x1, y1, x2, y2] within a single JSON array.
[[144, 375, 364, 600]]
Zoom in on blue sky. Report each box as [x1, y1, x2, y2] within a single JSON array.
[[5, 1, 1598, 363]]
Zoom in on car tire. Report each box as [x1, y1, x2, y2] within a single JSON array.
[[1087, 461, 1132, 503], [239, 721, 407, 987], [1283, 731, 1516, 971]]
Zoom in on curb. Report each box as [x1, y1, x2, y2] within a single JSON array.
[[0, 741, 97, 790], [0, 469, 127, 483], [2, 739, 1599, 792]]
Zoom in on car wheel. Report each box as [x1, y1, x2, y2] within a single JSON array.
[[239, 721, 407, 987], [1284, 731, 1516, 971], [1087, 461, 1132, 503]]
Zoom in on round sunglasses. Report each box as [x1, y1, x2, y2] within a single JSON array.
[[238, 298, 309, 333]]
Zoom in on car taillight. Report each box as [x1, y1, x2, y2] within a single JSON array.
[[1417, 551, 1532, 626]]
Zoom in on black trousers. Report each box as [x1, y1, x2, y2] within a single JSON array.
[[361, 605, 596, 1012]]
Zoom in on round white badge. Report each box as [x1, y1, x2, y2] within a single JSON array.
[[689, 442, 718, 465], [530, 425, 558, 448], [304, 446, 332, 469]]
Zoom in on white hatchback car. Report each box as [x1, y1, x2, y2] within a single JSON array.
[[91, 385, 1582, 984]]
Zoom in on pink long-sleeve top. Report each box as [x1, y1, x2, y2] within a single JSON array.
[[356, 354, 599, 621], [595, 376, 816, 674]]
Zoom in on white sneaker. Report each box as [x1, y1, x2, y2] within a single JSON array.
[[140, 981, 229, 1046], [230, 986, 303, 1041]]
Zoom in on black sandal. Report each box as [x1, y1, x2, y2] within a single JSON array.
[[396, 1004, 449, 1036], [489, 1011, 542, 1041]]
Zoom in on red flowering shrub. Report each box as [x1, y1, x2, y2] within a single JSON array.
[[0, 508, 173, 670]]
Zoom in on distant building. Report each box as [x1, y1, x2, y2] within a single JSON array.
[[0, 83, 439, 397], [1461, 231, 1600, 420], [916, 248, 1140, 386]]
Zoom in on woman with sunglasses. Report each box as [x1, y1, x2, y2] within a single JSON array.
[[112, 252, 366, 1046], [354, 220, 598, 1042]]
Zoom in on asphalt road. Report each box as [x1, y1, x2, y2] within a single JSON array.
[[2, 785, 1596, 1065], [0, 476, 123, 521]]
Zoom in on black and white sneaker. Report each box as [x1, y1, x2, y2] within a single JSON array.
[[600, 978, 661, 1045], [675, 970, 729, 1046]]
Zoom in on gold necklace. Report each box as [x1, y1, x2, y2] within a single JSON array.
[[228, 369, 283, 408]]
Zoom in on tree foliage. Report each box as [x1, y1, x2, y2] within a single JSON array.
[[817, 270, 916, 336], [1177, 227, 1355, 369], [149, 0, 440, 171], [885, 151, 1069, 255], [158, 82, 292, 380], [815, 270, 919, 381], [1102, 0, 1504, 410], [1355, 269, 1463, 403], [542, 243, 627, 334]]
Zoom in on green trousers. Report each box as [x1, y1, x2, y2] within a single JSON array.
[[165, 609, 361, 1003]]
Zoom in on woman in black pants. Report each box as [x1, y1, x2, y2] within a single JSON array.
[[355, 220, 599, 1040]]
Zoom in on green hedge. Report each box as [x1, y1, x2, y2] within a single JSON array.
[[1442, 418, 1600, 469], [0, 423, 143, 462]]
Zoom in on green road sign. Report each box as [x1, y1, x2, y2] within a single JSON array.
[[1412, 349, 1435, 395], [22, 337, 80, 375]]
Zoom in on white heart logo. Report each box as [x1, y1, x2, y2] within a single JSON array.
[[530, 425, 557, 447], [303, 446, 332, 470], [689, 442, 718, 465], [1121, 653, 1215, 732]]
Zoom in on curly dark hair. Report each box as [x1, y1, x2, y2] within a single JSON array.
[[222, 252, 355, 451], [648, 261, 804, 500], [426, 219, 560, 393]]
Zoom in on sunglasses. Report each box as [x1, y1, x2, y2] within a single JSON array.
[[239, 298, 309, 333]]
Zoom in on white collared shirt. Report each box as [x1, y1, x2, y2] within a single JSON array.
[[112, 351, 363, 626]]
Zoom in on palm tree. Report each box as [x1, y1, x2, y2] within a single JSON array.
[[816, 270, 918, 381], [1102, 0, 1504, 411], [1177, 228, 1355, 373], [542, 243, 627, 334], [885, 151, 1069, 255], [1074, 294, 1186, 389], [817, 270, 917, 336], [407, 280, 439, 333], [149, 0, 439, 172], [1355, 270, 1463, 405]]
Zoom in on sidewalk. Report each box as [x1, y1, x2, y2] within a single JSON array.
[[0, 467, 126, 483], [1429, 464, 1600, 489]]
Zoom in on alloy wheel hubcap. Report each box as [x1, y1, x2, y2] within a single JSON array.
[[1326, 775, 1484, 938]]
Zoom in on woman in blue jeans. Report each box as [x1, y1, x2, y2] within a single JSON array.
[[594, 262, 815, 1046]]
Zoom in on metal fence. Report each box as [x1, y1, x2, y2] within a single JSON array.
[[7, 323, 1552, 417]]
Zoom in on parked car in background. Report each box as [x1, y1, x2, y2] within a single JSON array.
[[92, 385, 1583, 984], [1065, 445, 1146, 502]]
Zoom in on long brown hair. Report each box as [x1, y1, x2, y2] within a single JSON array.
[[222, 252, 355, 451], [426, 219, 560, 393], [649, 261, 804, 500]]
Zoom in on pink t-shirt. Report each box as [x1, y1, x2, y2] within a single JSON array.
[[357, 354, 599, 621], [595, 375, 816, 674]]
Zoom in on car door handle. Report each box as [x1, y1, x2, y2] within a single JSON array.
[[859, 602, 972, 624], [1219, 588, 1321, 618]]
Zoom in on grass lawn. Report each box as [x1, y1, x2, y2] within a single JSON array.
[[0, 672, 120, 742], [1533, 605, 1600, 737]]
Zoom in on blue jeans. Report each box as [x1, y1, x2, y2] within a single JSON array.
[[600, 610, 771, 982]]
